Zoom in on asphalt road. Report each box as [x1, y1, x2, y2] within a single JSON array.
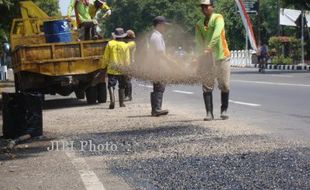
[[138, 68, 310, 142], [1, 68, 310, 190]]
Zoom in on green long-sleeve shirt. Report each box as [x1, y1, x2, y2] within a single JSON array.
[[195, 13, 230, 61], [67, 0, 92, 24]]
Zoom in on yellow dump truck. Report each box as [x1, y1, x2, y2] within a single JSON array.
[[10, 1, 107, 104]]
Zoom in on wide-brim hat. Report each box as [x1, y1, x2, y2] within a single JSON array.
[[112, 28, 128, 39], [200, 0, 213, 6]]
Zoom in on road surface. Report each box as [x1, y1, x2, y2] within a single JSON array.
[[0, 68, 309, 190]]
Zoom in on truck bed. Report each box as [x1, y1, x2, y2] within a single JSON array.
[[12, 40, 108, 76]]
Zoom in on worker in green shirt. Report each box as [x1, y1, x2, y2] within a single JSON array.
[[195, 0, 231, 121], [67, 0, 111, 40]]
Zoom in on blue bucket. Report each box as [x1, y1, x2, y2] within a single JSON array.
[[43, 20, 72, 43]]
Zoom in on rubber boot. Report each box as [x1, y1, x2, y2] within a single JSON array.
[[221, 91, 229, 120], [119, 89, 126, 107], [124, 83, 132, 101], [203, 92, 214, 121], [108, 87, 115, 109], [151, 92, 169, 117]]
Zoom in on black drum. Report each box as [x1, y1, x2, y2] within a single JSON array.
[[2, 93, 43, 139]]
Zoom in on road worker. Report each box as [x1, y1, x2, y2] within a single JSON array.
[[195, 0, 231, 121], [102, 28, 130, 109], [149, 16, 176, 117], [124, 30, 136, 101], [67, 0, 111, 40]]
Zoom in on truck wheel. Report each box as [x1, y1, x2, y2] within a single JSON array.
[[97, 82, 107, 103], [75, 89, 85, 100], [86, 86, 97, 105]]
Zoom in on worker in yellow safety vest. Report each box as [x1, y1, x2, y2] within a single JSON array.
[[67, 0, 111, 40], [102, 28, 130, 109], [123, 30, 136, 102]]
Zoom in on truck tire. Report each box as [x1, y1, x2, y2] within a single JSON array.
[[75, 89, 85, 100], [86, 86, 97, 105], [97, 82, 107, 103]]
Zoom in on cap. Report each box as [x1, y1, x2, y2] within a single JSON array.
[[112, 28, 128, 39], [200, 0, 213, 6], [153, 16, 171, 26]]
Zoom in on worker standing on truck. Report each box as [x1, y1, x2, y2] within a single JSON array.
[[195, 0, 231, 121], [124, 30, 136, 102], [103, 28, 130, 109], [67, 0, 111, 40]]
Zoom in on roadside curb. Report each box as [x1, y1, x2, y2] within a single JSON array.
[[254, 64, 310, 71], [231, 64, 310, 71]]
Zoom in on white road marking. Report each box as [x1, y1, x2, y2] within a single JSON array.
[[138, 84, 153, 88], [233, 80, 310, 87], [270, 74, 293, 78], [229, 100, 261, 107], [173, 90, 194, 95], [66, 151, 106, 190]]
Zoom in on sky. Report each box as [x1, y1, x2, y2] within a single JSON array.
[[59, 0, 69, 16]]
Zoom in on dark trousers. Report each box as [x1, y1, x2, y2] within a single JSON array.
[[78, 21, 96, 41], [153, 82, 165, 93], [108, 74, 126, 89], [124, 76, 132, 97]]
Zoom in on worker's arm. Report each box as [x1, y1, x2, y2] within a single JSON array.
[[67, 0, 75, 18], [208, 15, 225, 49], [127, 41, 136, 50], [102, 43, 110, 69], [125, 46, 130, 66], [100, 3, 112, 19], [195, 24, 204, 54]]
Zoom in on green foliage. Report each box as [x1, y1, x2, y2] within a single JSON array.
[[101, 0, 200, 36], [33, 0, 60, 17], [282, 0, 309, 9], [269, 36, 302, 64], [214, 0, 244, 50], [0, 0, 60, 41], [271, 55, 292, 65]]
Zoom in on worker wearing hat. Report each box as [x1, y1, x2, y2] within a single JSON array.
[[149, 16, 176, 117], [195, 0, 231, 121], [102, 28, 130, 109], [67, 0, 111, 40], [123, 30, 136, 101]]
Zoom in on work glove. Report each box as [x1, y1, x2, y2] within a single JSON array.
[[92, 19, 98, 25], [106, 9, 112, 16]]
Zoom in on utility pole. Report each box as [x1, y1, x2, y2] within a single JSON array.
[[277, 0, 281, 36], [257, 0, 261, 44], [301, 9, 305, 64]]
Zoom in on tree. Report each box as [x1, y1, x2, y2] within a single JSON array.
[[214, 0, 244, 50], [0, 0, 60, 42]]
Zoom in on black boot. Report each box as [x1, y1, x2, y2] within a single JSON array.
[[203, 92, 214, 121], [108, 87, 115, 109], [221, 91, 229, 120], [151, 92, 169, 117], [124, 83, 132, 101], [119, 89, 126, 107]]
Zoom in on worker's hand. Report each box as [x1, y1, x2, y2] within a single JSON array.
[[204, 48, 213, 54], [191, 58, 198, 65], [92, 19, 98, 25], [66, 16, 72, 22], [106, 10, 112, 16]]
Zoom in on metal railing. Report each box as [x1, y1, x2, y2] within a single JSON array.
[[230, 49, 257, 67]]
